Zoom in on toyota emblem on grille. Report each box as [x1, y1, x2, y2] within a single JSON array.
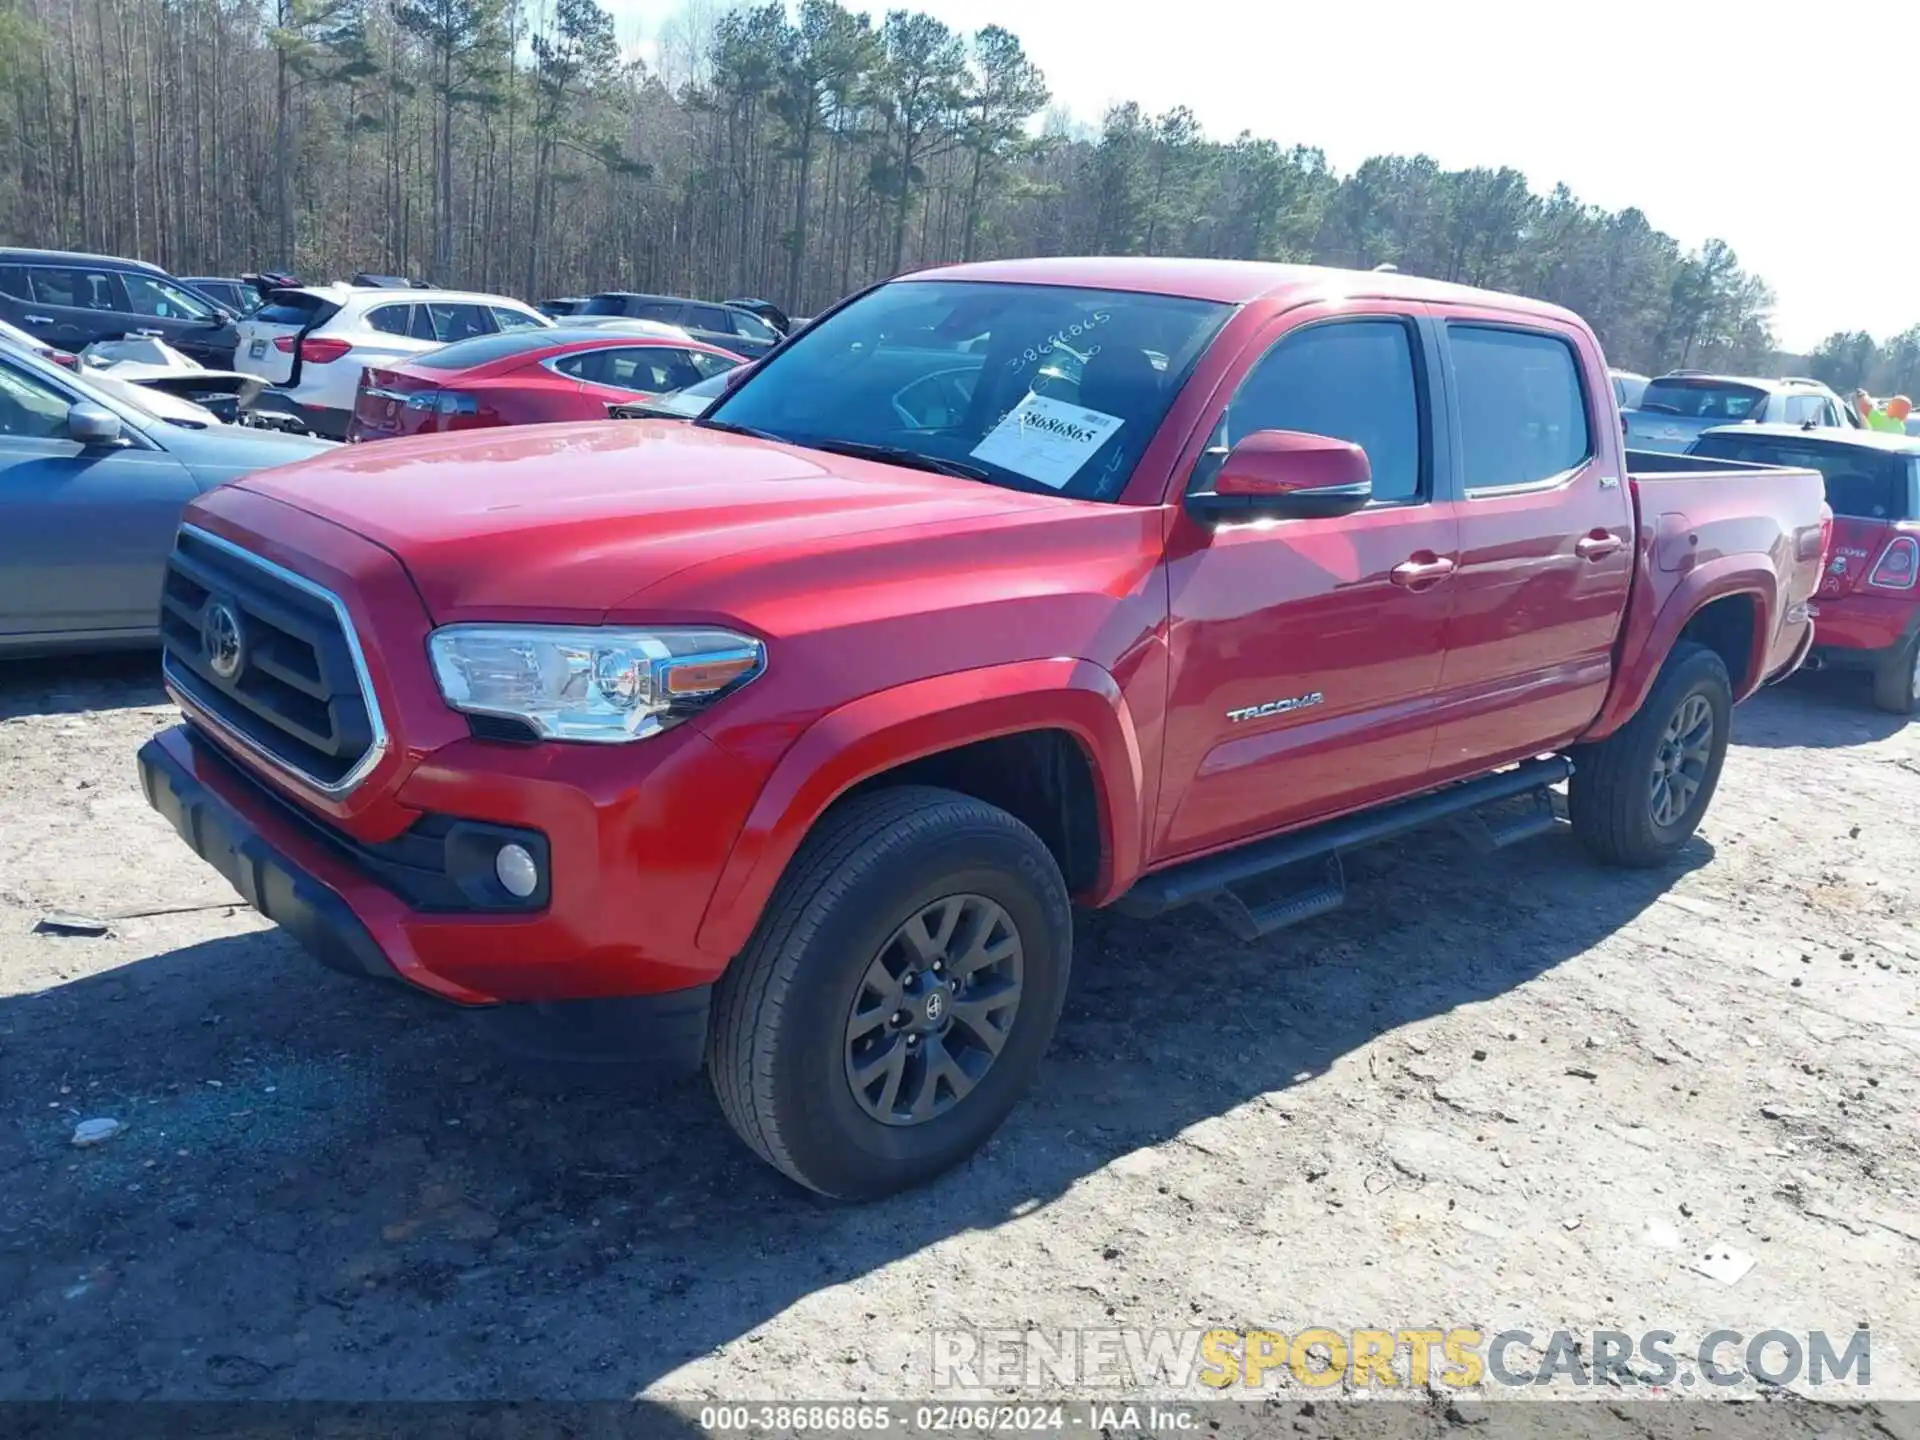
[[202, 599, 246, 681]]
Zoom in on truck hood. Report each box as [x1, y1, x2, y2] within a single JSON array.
[[233, 420, 1053, 620]]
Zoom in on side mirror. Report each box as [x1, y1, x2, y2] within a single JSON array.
[[67, 402, 125, 447], [1188, 429, 1373, 522]]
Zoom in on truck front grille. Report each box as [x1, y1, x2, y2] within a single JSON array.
[[159, 525, 386, 794]]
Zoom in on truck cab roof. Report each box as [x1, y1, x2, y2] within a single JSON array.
[[908, 256, 1587, 326]]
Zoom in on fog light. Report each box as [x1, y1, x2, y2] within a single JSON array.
[[495, 843, 540, 899]]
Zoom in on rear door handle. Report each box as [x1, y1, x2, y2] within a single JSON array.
[[1390, 554, 1457, 588], [1575, 532, 1623, 560], [25, 314, 53, 324]]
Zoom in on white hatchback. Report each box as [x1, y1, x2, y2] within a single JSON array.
[[233, 285, 552, 438]]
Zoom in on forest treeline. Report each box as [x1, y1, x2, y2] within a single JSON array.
[[0, 0, 1800, 376]]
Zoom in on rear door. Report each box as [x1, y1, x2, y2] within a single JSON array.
[[0, 356, 198, 638], [1156, 303, 1460, 858], [11, 263, 131, 354], [1427, 316, 1633, 772]]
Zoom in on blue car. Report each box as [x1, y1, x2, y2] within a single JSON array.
[[0, 336, 332, 655]]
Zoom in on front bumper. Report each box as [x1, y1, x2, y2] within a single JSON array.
[[138, 725, 729, 1077]]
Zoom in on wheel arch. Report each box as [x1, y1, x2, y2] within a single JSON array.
[[1583, 558, 1777, 741], [696, 659, 1145, 960]]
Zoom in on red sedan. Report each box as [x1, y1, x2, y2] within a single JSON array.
[[348, 327, 744, 441]]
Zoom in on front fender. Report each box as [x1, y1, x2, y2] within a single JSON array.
[[1582, 553, 1778, 741], [695, 658, 1146, 959]]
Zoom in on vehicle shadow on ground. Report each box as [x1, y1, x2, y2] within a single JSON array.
[[0, 809, 1710, 1407], [0, 652, 164, 719], [1732, 672, 1909, 749]]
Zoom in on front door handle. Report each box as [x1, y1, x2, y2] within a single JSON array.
[[25, 314, 53, 324], [1575, 532, 1623, 561], [1390, 554, 1457, 589]]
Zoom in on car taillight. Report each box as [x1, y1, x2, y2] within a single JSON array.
[[272, 335, 296, 353], [298, 337, 353, 364], [1868, 535, 1919, 590], [48, 349, 78, 369], [403, 390, 479, 417]]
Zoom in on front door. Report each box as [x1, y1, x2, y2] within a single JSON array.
[[0, 358, 198, 639], [1155, 306, 1461, 860]]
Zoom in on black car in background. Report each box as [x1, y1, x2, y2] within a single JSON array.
[[0, 248, 240, 368], [573, 291, 781, 356]]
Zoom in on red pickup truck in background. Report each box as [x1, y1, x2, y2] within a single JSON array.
[[138, 258, 1828, 1199]]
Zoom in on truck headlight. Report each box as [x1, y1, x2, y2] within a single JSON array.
[[427, 625, 764, 743]]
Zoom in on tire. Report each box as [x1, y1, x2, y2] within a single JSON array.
[[707, 785, 1072, 1200], [1569, 641, 1732, 869], [1871, 635, 1920, 717]]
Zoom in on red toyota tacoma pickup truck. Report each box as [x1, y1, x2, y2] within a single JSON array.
[[138, 259, 1829, 1199]]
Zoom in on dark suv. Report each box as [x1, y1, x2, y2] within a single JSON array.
[[0, 248, 240, 368], [574, 292, 781, 356]]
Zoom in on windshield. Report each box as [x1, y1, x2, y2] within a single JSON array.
[[1690, 433, 1917, 520], [704, 280, 1230, 501], [1637, 379, 1769, 421]]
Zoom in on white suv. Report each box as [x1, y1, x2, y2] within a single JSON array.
[[234, 285, 551, 438]]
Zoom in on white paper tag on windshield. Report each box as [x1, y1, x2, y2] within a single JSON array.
[[969, 393, 1124, 490]]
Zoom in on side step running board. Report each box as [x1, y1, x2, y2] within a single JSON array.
[[1116, 755, 1574, 936]]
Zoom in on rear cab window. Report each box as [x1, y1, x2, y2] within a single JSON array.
[[1689, 433, 1919, 521], [1638, 378, 1770, 421], [1449, 325, 1593, 492]]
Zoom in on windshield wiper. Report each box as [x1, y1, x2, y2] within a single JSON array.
[[801, 438, 992, 482], [693, 417, 786, 442]]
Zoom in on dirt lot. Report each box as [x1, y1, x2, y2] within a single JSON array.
[[2, 653, 1918, 1419]]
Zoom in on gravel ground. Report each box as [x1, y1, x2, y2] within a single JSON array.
[[2, 652, 1917, 1424]]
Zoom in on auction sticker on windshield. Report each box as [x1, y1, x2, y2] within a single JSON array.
[[970, 393, 1123, 489]]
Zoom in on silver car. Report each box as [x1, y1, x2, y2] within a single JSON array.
[[0, 337, 331, 655]]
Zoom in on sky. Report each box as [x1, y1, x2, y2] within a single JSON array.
[[602, 0, 1920, 354]]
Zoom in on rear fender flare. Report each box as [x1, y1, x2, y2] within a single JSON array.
[[1583, 556, 1776, 740], [695, 658, 1145, 959]]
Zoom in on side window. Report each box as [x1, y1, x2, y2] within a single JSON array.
[[29, 267, 121, 311], [0, 361, 75, 439], [728, 309, 777, 344], [1200, 317, 1425, 503], [121, 274, 216, 320], [409, 305, 439, 342], [633, 300, 685, 324], [0, 265, 28, 300], [686, 304, 734, 333], [550, 351, 604, 384], [1783, 395, 1822, 426], [423, 303, 494, 343], [687, 349, 738, 381], [1449, 325, 1592, 492], [367, 304, 414, 336], [492, 306, 544, 333]]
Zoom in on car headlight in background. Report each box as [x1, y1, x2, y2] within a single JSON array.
[[427, 625, 765, 743]]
